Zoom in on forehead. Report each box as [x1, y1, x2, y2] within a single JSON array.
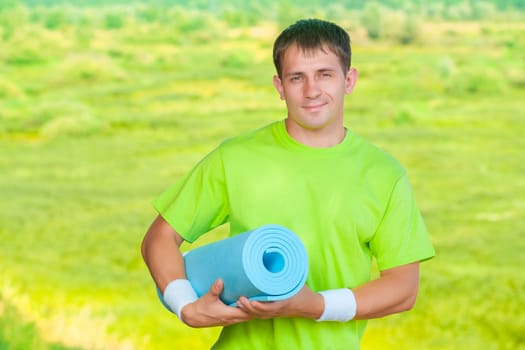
[[280, 43, 342, 74]]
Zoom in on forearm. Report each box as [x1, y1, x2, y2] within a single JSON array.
[[142, 215, 253, 326], [352, 262, 420, 320], [141, 215, 186, 292], [236, 284, 325, 320], [234, 263, 420, 322]]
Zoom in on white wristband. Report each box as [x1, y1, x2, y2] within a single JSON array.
[[163, 279, 199, 321], [316, 288, 357, 322]]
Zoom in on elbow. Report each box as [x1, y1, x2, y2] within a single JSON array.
[[140, 239, 146, 261], [399, 288, 418, 312], [140, 234, 150, 262], [397, 262, 420, 312], [401, 299, 416, 313]]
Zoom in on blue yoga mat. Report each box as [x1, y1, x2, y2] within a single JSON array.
[[159, 224, 309, 307]]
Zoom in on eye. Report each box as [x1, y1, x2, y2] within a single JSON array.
[[290, 75, 302, 82]]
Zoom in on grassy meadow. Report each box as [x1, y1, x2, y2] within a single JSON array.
[[1, 2, 524, 349]]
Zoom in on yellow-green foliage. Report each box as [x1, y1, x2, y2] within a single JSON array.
[[0, 3, 524, 350]]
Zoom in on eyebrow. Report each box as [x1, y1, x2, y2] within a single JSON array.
[[318, 68, 336, 74], [283, 72, 302, 79], [283, 68, 337, 78]]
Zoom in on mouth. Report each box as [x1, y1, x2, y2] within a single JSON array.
[[302, 102, 327, 112]]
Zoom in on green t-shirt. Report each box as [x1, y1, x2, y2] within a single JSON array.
[[154, 120, 435, 350]]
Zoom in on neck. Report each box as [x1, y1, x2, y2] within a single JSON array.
[[285, 119, 346, 148]]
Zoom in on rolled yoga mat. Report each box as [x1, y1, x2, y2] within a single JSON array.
[[159, 224, 309, 307]]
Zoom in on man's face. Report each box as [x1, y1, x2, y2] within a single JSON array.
[[273, 44, 357, 141]]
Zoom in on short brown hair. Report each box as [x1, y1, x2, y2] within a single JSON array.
[[273, 19, 351, 78]]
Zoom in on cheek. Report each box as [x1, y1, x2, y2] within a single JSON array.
[[282, 89, 301, 104], [330, 83, 347, 99]]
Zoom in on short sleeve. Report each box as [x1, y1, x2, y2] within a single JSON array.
[[369, 174, 435, 271], [153, 147, 229, 243]]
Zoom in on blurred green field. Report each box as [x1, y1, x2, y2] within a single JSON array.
[[1, 2, 524, 349]]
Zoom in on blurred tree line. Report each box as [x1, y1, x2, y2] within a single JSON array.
[[2, 0, 525, 19], [0, 0, 523, 53], [10, 0, 525, 11]]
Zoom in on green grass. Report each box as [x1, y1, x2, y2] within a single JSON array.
[[1, 7, 524, 350]]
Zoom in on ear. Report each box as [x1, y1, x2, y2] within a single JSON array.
[[345, 68, 358, 94], [273, 75, 285, 100]]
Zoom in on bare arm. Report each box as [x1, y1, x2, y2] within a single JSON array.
[[141, 215, 186, 291], [141, 215, 252, 327], [143, 216, 420, 323], [237, 262, 420, 321], [353, 262, 419, 319]]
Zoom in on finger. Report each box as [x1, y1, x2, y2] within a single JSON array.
[[206, 278, 223, 299], [236, 296, 250, 309], [238, 297, 256, 312], [239, 300, 274, 318], [237, 297, 258, 312], [212, 278, 224, 295], [238, 303, 271, 319], [247, 301, 284, 319], [249, 300, 274, 311]]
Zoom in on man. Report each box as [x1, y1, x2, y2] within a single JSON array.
[[142, 18, 435, 349]]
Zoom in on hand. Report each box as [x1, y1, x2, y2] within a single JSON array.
[[180, 279, 253, 328], [236, 285, 324, 320]]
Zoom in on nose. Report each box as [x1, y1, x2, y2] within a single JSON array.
[[303, 78, 321, 99]]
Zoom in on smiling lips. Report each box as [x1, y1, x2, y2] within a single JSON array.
[[302, 102, 327, 111]]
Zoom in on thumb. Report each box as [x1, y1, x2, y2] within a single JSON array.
[[209, 278, 224, 298]]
